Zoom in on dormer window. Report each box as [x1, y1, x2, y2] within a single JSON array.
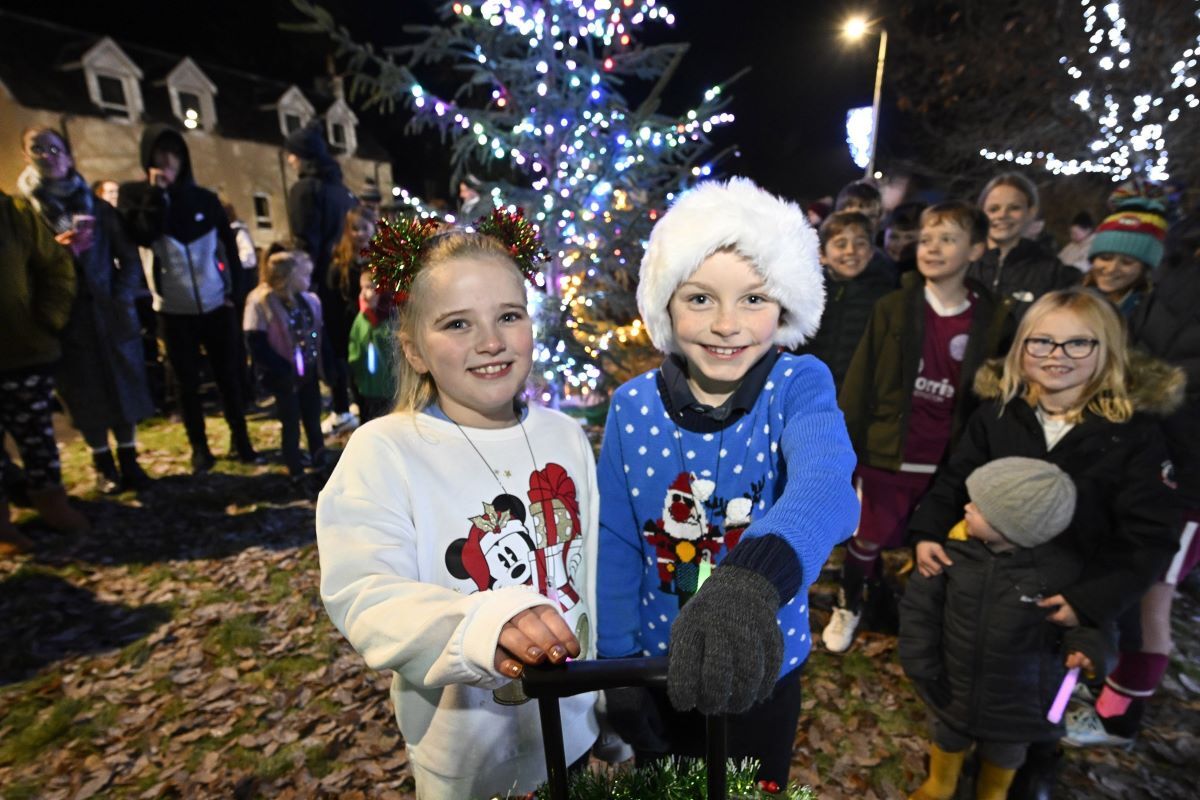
[[324, 97, 358, 156], [275, 85, 315, 139], [166, 58, 217, 132], [79, 37, 143, 121]]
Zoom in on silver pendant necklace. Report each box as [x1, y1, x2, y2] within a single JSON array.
[[449, 411, 540, 492]]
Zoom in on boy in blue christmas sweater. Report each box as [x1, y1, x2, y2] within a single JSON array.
[[596, 177, 859, 787]]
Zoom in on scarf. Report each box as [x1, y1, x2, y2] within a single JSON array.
[[17, 165, 95, 234]]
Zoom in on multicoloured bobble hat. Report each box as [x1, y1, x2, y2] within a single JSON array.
[[1088, 197, 1168, 270]]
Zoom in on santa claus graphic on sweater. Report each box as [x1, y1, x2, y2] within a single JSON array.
[[644, 471, 723, 605]]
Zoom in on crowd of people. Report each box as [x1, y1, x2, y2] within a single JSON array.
[[3, 117, 1198, 799]]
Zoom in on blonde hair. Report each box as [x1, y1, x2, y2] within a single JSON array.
[[261, 250, 311, 293], [998, 288, 1133, 423], [394, 230, 525, 413]]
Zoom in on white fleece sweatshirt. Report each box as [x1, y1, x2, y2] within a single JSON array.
[[316, 406, 599, 799]]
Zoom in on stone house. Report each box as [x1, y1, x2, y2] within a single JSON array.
[[0, 11, 394, 253]]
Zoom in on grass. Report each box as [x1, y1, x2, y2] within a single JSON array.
[[0, 695, 85, 767], [203, 612, 264, 657], [262, 654, 323, 682]]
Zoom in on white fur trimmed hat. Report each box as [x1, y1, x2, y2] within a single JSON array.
[[637, 177, 824, 353]]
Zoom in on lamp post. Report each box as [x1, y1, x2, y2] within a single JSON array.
[[843, 16, 888, 179]]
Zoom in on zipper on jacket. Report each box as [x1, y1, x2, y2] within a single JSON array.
[[185, 240, 203, 314], [968, 555, 997, 731]]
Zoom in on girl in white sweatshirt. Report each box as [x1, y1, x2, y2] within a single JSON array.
[[316, 220, 598, 799]]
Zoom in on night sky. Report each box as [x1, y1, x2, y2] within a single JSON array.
[[3, 0, 886, 203]]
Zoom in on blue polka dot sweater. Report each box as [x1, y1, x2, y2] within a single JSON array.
[[597, 352, 859, 674]]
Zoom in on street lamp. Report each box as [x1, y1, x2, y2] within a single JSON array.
[[843, 15, 888, 179]]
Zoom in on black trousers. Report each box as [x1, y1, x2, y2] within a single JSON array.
[[266, 374, 323, 474], [636, 667, 804, 786], [160, 305, 249, 452]]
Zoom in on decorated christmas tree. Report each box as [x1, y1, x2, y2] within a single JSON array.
[[293, 0, 737, 399]]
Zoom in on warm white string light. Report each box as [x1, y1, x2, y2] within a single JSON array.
[[981, 0, 1198, 181]]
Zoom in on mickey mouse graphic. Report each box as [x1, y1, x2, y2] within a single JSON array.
[[445, 494, 537, 591]]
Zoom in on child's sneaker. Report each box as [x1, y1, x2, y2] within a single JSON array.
[[822, 590, 861, 653], [1062, 705, 1134, 748], [322, 411, 359, 435]]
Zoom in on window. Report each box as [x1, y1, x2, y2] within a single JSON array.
[[179, 91, 203, 129], [285, 113, 302, 134], [166, 58, 217, 131], [97, 74, 127, 109], [330, 122, 346, 147], [81, 38, 143, 121], [253, 194, 272, 229]]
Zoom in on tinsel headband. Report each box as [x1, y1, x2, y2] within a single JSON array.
[[365, 207, 548, 305]]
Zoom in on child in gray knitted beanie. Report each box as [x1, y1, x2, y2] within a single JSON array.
[[899, 457, 1114, 800]]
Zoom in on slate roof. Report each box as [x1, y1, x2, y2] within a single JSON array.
[[0, 10, 392, 162]]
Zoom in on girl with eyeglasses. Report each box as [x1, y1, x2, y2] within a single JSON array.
[[905, 287, 1183, 796]]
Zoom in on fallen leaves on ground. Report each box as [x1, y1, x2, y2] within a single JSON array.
[[0, 415, 1197, 798]]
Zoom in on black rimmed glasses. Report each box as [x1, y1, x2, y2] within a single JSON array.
[[1022, 337, 1100, 359], [28, 144, 64, 157]]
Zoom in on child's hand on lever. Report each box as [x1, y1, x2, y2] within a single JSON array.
[[494, 605, 580, 678], [666, 565, 783, 715]]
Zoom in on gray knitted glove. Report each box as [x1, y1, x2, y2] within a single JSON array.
[[667, 565, 783, 715]]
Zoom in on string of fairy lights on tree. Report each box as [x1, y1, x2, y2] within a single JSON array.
[[979, 0, 1199, 181], [295, 0, 737, 398]]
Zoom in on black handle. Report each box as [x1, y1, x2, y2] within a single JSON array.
[[521, 656, 669, 698], [522, 657, 727, 800]]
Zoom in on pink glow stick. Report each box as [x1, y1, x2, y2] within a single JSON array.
[[294, 345, 305, 377], [1047, 667, 1080, 723]]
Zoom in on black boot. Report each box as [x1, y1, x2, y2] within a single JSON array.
[[92, 450, 121, 494], [1008, 741, 1061, 800], [191, 446, 216, 474], [117, 446, 152, 490], [230, 428, 265, 465]]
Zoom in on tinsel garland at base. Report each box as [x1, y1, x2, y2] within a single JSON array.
[[524, 757, 817, 799]]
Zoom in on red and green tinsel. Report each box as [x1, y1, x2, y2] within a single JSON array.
[[474, 206, 549, 288], [363, 215, 443, 306]]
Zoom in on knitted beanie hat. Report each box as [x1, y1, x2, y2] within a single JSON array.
[[1089, 197, 1168, 269], [637, 177, 824, 353], [965, 457, 1077, 548]]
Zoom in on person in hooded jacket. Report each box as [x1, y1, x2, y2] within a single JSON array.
[[17, 126, 154, 493], [118, 125, 261, 473], [284, 121, 358, 434]]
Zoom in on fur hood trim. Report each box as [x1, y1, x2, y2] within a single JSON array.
[[637, 177, 824, 353], [973, 350, 1186, 415]]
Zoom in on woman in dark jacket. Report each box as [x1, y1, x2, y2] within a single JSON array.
[[18, 126, 154, 493], [969, 173, 1081, 320]]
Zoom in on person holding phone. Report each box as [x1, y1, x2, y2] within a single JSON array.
[[118, 125, 259, 473], [17, 126, 155, 494]]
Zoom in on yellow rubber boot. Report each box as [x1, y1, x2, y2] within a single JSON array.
[[909, 744, 966, 800], [975, 760, 1017, 800]]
